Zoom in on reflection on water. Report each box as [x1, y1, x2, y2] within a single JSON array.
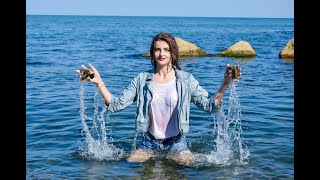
[[138, 159, 187, 180], [280, 57, 294, 63]]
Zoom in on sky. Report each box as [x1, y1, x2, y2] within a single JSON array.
[[26, 0, 294, 18]]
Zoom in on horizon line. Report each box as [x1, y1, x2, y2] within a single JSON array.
[[26, 13, 294, 19]]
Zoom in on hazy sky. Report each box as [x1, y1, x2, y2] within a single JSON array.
[[26, 0, 294, 18]]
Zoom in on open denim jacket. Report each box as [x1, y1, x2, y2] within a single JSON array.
[[106, 66, 220, 134]]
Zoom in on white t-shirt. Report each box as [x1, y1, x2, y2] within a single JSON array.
[[148, 78, 179, 139]]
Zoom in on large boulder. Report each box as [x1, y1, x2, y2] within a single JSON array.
[[216, 40, 256, 58], [279, 38, 294, 58], [142, 37, 209, 58]]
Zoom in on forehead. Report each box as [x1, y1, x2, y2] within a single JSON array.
[[154, 40, 169, 47]]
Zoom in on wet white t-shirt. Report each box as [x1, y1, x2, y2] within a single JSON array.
[[149, 78, 179, 139]]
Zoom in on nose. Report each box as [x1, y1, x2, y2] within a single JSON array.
[[159, 50, 165, 56]]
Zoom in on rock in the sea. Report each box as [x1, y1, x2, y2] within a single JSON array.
[[279, 38, 294, 58], [142, 37, 209, 58], [216, 40, 256, 58]]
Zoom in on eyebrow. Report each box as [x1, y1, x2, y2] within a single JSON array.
[[154, 47, 170, 49]]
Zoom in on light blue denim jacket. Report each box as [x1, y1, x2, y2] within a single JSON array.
[[106, 66, 220, 134]]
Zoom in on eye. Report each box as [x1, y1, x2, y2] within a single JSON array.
[[154, 49, 160, 52], [164, 48, 170, 52]]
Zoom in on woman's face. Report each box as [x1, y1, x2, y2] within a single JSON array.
[[153, 40, 172, 68]]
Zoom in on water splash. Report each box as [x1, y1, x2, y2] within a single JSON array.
[[77, 83, 125, 161], [203, 81, 250, 166]]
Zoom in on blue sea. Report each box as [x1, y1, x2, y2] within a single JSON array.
[[26, 15, 294, 179]]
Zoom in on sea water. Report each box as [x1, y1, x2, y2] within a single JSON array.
[[27, 15, 294, 179]]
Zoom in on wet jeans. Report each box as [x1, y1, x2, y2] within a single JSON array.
[[138, 131, 189, 152]]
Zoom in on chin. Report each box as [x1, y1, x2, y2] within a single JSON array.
[[157, 60, 170, 65]]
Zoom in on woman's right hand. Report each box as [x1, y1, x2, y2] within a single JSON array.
[[76, 63, 104, 86]]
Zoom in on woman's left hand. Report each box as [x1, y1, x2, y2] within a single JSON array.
[[223, 64, 241, 85], [215, 64, 242, 105]]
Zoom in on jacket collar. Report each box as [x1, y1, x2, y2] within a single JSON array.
[[146, 69, 154, 81]]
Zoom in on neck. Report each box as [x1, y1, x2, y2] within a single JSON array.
[[156, 65, 173, 80]]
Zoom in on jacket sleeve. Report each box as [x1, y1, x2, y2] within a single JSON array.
[[189, 74, 220, 113], [106, 74, 139, 113]]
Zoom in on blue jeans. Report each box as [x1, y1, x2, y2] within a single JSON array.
[[138, 131, 190, 152]]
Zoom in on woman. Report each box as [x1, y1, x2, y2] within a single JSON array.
[[76, 32, 241, 165]]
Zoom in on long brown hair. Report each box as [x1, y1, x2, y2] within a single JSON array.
[[150, 32, 181, 70]]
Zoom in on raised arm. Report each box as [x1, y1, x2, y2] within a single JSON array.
[[190, 64, 241, 112], [214, 64, 241, 105], [76, 63, 112, 105]]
